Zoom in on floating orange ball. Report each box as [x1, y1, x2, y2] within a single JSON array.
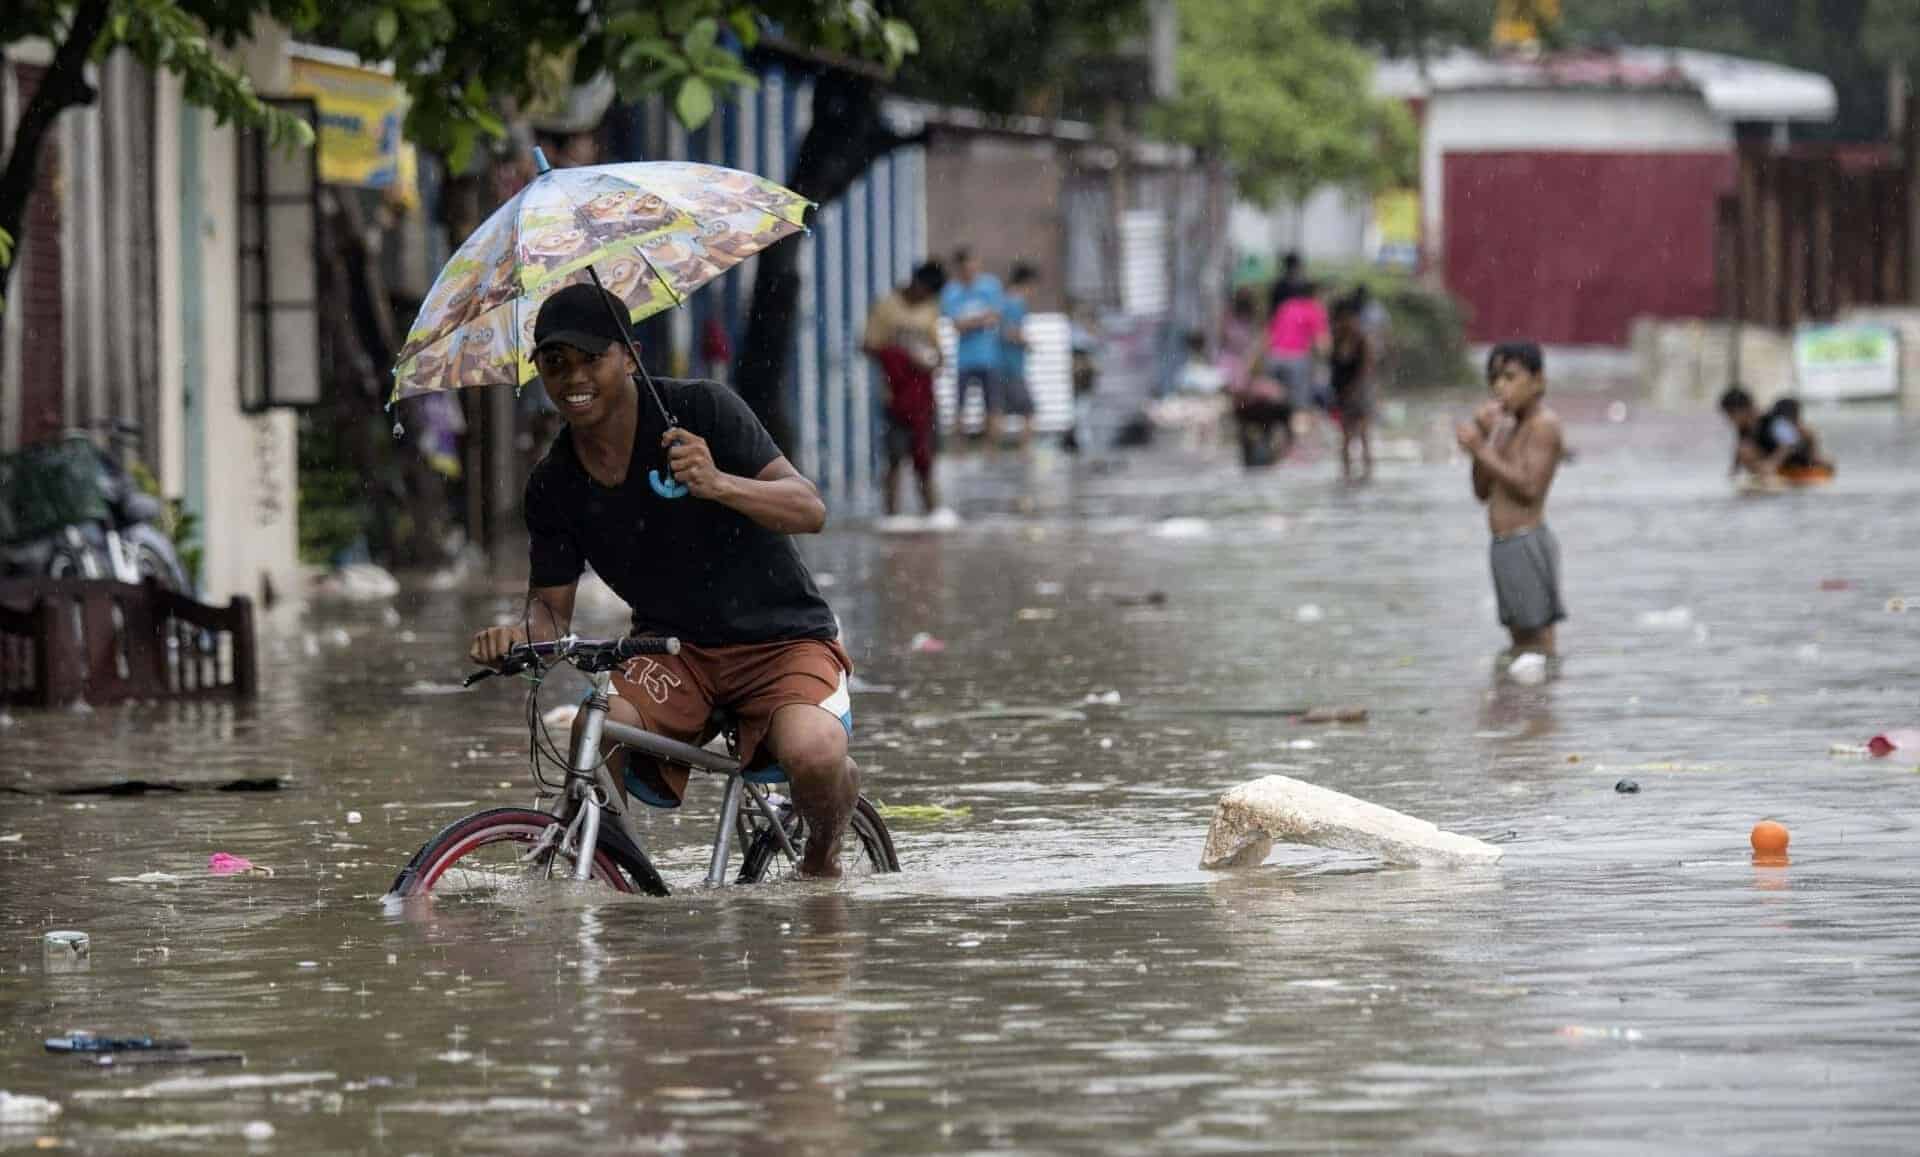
[[1751, 820, 1790, 857]]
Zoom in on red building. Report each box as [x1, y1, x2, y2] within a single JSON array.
[[1378, 48, 1837, 348]]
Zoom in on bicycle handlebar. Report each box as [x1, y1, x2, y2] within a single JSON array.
[[462, 634, 680, 687]]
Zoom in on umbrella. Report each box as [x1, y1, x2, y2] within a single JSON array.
[[390, 154, 809, 404]]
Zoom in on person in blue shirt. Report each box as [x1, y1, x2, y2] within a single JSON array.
[[997, 262, 1040, 452], [940, 247, 1006, 447]]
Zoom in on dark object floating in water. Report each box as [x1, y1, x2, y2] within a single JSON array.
[[47, 1033, 189, 1053], [1615, 779, 1641, 794], [1133, 704, 1368, 721], [56, 780, 187, 796], [2, 777, 285, 797], [84, 1050, 245, 1067], [1300, 706, 1369, 724], [1112, 590, 1169, 607]]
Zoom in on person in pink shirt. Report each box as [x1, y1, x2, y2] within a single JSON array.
[[1266, 281, 1330, 417]]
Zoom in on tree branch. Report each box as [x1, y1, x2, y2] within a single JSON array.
[[0, 0, 110, 308]]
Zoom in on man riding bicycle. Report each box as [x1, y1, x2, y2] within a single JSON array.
[[469, 284, 857, 877]]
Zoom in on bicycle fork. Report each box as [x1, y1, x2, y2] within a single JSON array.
[[565, 671, 615, 882]]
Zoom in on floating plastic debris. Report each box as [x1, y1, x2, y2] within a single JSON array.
[[1201, 774, 1505, 869], [1557, 1025, 1643, 1042], [1150, 517, 1211, 540], [1868, 730, 1920, 757], [43, 930, 89, 973], [873, 802, 972, 823], [0, 1091, 60, 1123], [1636, 606, 1694, 630], [208, 853, 271, 876]]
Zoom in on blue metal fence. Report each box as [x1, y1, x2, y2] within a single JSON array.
[[609, 70, 928, 515]]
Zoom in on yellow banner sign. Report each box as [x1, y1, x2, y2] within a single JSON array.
[[1494, 0, 1561, 47], [288, 55, 418, 206], [1373, 189, 1418, 248]]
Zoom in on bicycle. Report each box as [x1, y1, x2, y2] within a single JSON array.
[[386, 635, 900, 899]]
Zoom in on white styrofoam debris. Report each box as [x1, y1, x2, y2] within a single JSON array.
[[1200, 774, 1504, 870]]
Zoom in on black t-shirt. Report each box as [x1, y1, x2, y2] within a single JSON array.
[[524, 378, 838, 646], [1742, 411, 1813, 468]]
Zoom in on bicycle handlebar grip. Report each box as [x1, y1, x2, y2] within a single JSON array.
[[616, 635, 680, 659]]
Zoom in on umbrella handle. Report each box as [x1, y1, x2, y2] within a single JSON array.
[[649, 469, 689, 500], [652, 427, 691, 499]]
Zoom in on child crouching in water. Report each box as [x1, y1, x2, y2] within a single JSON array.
[[1718, 386, 1834, 483]]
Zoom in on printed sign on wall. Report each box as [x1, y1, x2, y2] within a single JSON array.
[[1793, 323, 1900, 401]]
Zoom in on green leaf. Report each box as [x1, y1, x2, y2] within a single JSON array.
[[880, 18, 918, 66], [661, 0, 704, 36], [697, 61, 759, 90], [606, 10, 662, 41], [619, 38, 687, 82], [675, 74, 714, 128], [728, 9, 760, 49], [469, 108, 506, 139], [684, 16, 718, 59], [373, 8, 398, 50], [448, 120, 477, 174]]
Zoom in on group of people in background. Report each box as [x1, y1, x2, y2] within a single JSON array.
[[1188, 251, 1387, 484], [862, 247, 1045, 517]]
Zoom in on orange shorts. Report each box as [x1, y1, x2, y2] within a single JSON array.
[[610, 637, 853, 806]]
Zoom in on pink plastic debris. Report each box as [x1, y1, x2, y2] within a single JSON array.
[[208, 852, 254, 875], [909, 632, 947, 654], [1866, 730, 1920, 757]]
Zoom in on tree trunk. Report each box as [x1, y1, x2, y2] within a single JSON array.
[[0, 0, 110, 309], [731, 70, 925, 451]]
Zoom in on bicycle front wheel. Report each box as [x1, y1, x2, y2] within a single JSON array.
[[387, 807, 655, 900], [738, 795, 900, 884]]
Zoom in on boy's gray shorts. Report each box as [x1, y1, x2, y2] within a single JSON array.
[[1490, 526, 1566, 632]]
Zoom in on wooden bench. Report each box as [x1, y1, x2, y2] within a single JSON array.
[[0, 578, 256, 707]]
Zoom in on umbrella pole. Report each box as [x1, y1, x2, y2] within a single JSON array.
[[583, 263, 679, 432]]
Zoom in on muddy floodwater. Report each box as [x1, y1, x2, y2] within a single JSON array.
[[6, 401, 1920, 1154]]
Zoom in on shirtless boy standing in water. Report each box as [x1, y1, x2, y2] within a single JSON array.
[[1457, 342, 1565, 660]]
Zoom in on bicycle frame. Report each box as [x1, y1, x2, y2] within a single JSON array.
[[556, 667, 800, 887]]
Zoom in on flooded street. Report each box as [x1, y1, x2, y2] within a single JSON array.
[[7, 402, 1920, 1154]]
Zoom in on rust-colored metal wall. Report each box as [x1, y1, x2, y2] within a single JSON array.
[[1443, 150, 1734, 346]]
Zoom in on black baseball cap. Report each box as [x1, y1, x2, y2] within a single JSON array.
[[532, 283, 634, 357]]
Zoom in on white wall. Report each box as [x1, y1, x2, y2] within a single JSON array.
[[1422, 89, 1730, 263], [190, 107, 301, 606], [154, 72, 186, 497], [1230, 187, 1374, 267]]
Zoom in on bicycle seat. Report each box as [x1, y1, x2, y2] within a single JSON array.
[[705, 706, 790, 786]]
